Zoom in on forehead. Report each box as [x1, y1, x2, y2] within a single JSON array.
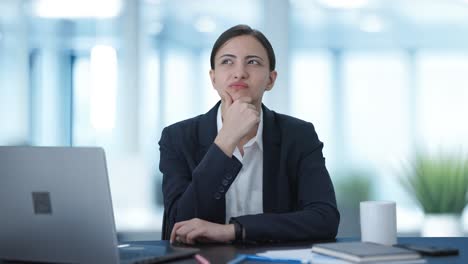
[[216, 35, 268, 58]]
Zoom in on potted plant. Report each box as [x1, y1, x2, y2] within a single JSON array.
[[399, 152, 468, 236], [335, 170, 373, 237]]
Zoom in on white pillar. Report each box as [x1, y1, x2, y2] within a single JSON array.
[[117, 0, 140, 153], [31, 21, 72, 146], [261, 0, 290, 114]]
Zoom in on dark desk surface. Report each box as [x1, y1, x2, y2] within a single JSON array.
[[1, 237, 465, 263], [142, 237, 467, 264]]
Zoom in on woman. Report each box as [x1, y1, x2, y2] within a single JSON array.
[[159, 24, 339, 244]]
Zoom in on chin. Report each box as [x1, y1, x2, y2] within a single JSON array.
[[231, 95, 243, 101]]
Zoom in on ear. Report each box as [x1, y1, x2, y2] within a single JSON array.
[[209, 69, 216, 87], [265, 70, 277, 91]]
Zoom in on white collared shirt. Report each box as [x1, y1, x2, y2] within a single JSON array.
[[217, 104, 264, 223]]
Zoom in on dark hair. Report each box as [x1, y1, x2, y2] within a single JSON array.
[[210, 24, 276, 71]]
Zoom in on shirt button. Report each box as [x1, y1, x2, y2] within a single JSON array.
[[222, 179, 229, 186], [214, 192, 221, 200], [218, 186, 225, 193]]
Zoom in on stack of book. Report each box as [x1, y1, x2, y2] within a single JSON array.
[[311, 242, 423, 263]]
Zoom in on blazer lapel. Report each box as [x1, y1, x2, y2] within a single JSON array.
[[261, 104, 281, 213], [196, 101, 220, 162]]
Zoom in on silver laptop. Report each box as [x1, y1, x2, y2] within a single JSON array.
[[0, 146, 198, 264]]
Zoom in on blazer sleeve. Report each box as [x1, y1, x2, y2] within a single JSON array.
[[159, 126, 242, 238], [232, 123, 340, 242]]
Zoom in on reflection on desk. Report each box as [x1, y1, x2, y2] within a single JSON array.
[[145, 237, 467, 264], [0, 237, 464, 263]]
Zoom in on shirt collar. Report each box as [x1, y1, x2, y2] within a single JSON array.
[[216, 103, 263, 151]]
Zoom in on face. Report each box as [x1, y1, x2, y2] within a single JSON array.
[[209, 35, 277, 107]]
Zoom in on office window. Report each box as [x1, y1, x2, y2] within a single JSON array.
[[343, 52, 412, 200], [416, 52, 468, 152], [201, 49, 219, 113], [29, 49, 73, 146], [343, 52, 412, 168], [72, 45, 118, 147], [162, 48, 196, 127], [139, 51, 160, 156], [290, 51, 334, 166]]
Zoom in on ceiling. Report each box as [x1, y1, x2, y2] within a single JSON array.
[[2, 0, 468, 50], [1, 0, 468, 26]]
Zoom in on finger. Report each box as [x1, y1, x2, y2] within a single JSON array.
[[176, 224, 195, 238], [170, 220, 187, 243], [218, 88, 233, 108], [241, 104, 259, 115], [186, 228, 206, 245], [170, 223, 181, 243], [254, 114, 261, 124], [245, 104, 257, 111], [235, 97, 252, 104], [175, 224, 198, 244], [247, 110, 260, 125]]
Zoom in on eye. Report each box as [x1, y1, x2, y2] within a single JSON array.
[[221, 59, 233, 65], [247, 59, 260, 65]]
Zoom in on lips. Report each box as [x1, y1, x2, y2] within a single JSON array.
[[229, 81, 248, 89]]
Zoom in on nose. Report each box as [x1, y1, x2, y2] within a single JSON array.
[[233, 64, 248, 79]]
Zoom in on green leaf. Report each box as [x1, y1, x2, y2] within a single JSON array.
[[398, 152, 468, 214]]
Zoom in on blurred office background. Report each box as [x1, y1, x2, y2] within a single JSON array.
[[1, 0, 468, 239]]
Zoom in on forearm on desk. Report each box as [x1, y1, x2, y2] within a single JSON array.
[[234, 203, 339, 242], [162, 144, 242, 226]]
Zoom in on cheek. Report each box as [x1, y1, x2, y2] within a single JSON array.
[[211, 72, 223, 87], [252, 74, 271, 89], [251, 69, 271, 81], [214, 72, 230, 85]]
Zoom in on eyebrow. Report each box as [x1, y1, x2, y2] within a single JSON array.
[[218, 54, 265, 61], [246, 55, 264, 61]]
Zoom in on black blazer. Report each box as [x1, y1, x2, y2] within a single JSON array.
[[159, 102, 339, 242]]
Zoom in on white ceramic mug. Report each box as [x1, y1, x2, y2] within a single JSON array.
[[360, 201, 397, 245]]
